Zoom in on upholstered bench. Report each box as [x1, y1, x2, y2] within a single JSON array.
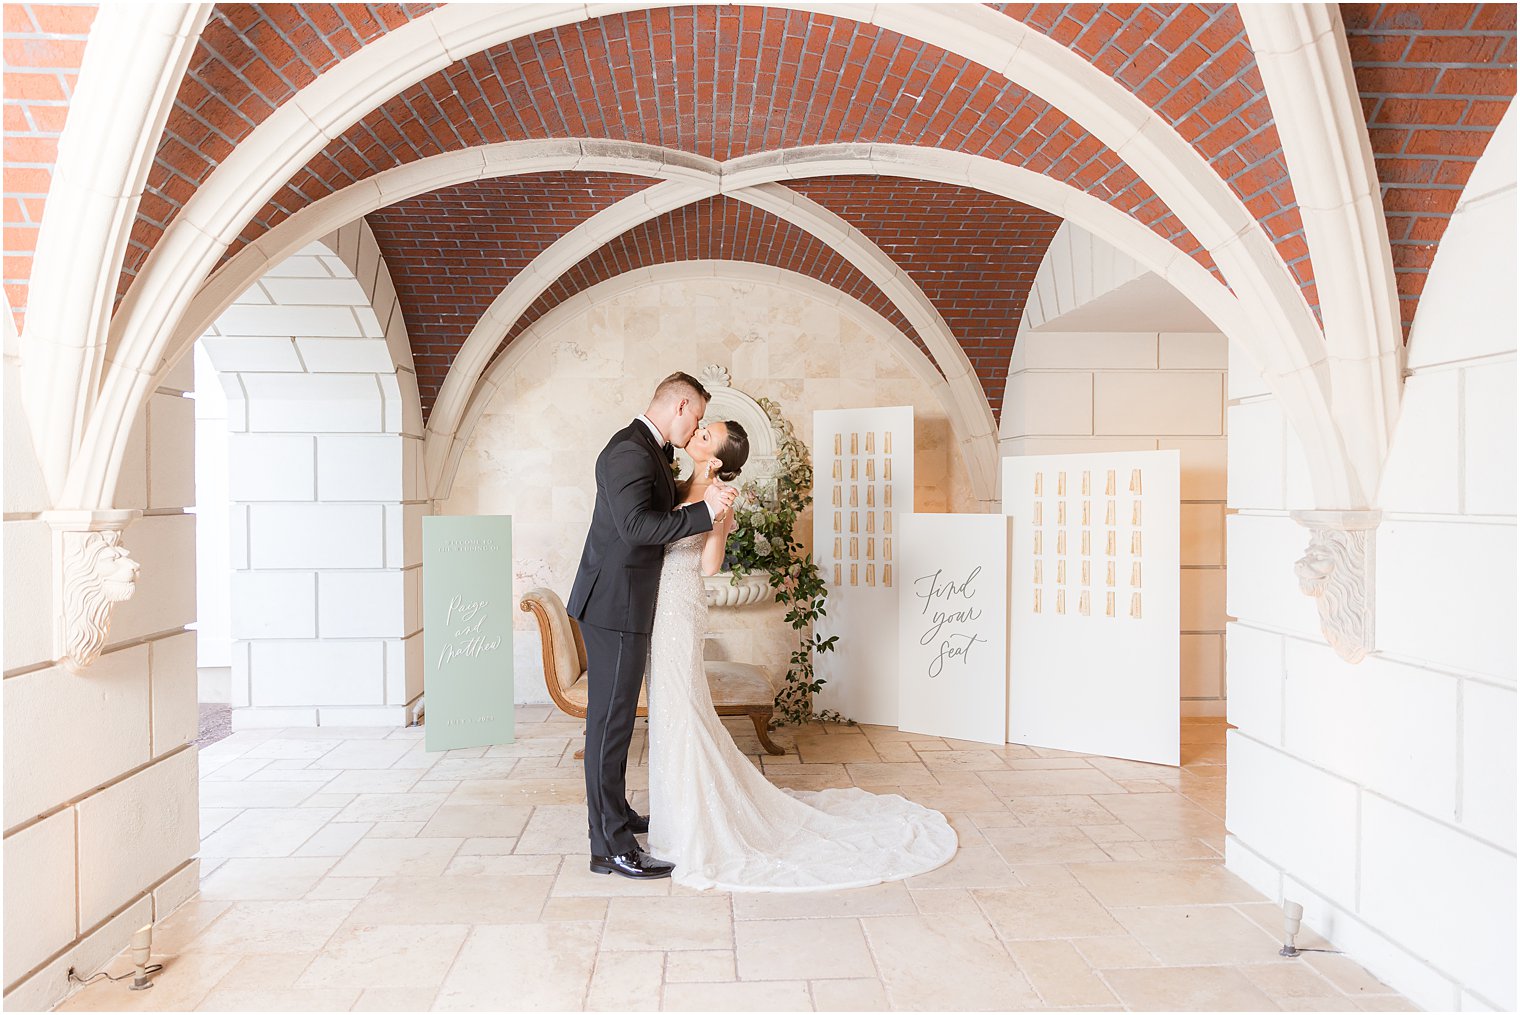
[[519, 587, 786, 756]]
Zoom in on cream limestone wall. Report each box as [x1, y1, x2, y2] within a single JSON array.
[[3, 317, 201, 1009], [1223, 107, 1517, 1011], [440, 267, 975, 704]]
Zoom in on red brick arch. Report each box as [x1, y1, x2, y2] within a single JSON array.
[[230, 8, 1209, 284]]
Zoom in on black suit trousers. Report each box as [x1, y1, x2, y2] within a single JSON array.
[[579, 620, 647, 856]]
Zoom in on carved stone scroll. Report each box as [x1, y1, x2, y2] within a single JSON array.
[[1290, 509, 1379, 664]]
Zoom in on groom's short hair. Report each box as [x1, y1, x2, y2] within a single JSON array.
[[653, 371, 711, 407]]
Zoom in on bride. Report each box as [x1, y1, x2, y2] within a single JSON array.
[[645, 419, 958, 891]]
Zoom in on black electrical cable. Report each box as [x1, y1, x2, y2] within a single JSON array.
[[67, 964, 163, 986]]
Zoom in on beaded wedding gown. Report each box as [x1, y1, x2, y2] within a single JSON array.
[[646, 533, 958, 891]]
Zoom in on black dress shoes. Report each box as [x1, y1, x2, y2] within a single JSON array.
[[627, 812, 650, 835], [590, 849, 674, 879]]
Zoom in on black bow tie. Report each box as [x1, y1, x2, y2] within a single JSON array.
[[662, 442, 674, 463]]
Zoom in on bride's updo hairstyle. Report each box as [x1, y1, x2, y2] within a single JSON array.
[[714, 421, 750, 482]]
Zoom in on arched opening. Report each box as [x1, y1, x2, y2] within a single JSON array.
[[189, 222, 427, 729]]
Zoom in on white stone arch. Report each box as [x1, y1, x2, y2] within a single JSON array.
[[128, 140, 1342, 507], [152, 140, 1349, 509], [19, 3, 209, 501], [438, 258, 970, 504], [1243, 4, 1403, 480], [196, 218, 425, 728], [61, 0, 1384, 517]]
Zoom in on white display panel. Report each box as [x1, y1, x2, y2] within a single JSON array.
[[812, 407, 915, 726], [897, 514, 1011, 745], [1003, 451, 1180, 766]]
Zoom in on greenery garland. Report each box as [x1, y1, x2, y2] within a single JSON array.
[[721, 397, 852, 727]]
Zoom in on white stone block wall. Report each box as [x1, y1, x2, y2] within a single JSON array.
[[203, 221, 425, 729], [1000, 330, 1229, 717], [3, 327, 201, 1005], [1222, 109, 1517, 1011]]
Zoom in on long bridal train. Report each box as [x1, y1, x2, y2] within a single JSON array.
[[647, 533, 958, 892]]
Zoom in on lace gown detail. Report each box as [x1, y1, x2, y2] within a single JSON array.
[[646, 533, 958, 892]]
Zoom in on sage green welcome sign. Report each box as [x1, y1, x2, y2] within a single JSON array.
[[423, 515, 515, 752]]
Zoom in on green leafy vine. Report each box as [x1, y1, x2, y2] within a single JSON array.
[[721, 398, 852, 727]]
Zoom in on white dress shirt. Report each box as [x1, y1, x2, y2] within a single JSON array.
[[636, 414, 666, 447]]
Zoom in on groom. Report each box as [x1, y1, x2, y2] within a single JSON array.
[[568, 371, 736, 879]]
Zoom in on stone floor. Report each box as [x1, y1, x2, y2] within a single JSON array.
[[56, 710, 1415, 1012]]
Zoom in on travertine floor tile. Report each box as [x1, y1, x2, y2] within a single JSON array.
[[732, 879, 914, 920], [416, 802, 532, 838], [182, 900, 358, 954], [845, 761, 938, 786], [304, 876, 378, 900], [1002, 793, 1125, 827], [661, 979, 813, 1011], [809, 977, 888, 1011], [666, 949, 737, 983], [1007, 938, 1118, 1007], [1105, 964, 1280, 1011], [793, 733, 882, 764], [587, 950, 665, 1011], [604, 895, 734, 951], [291, 820, 372, 858], [317, 768, 423, 794], [64, 718, 1412, 1014], [351, 986, 443, 1011], [327, 837, 462, 878], [1068, 859, 1259, 907], [192, 986, 361, 1010], [517, 803, 595, 853], [1302, 951, 1401, 995], [982, 825, 1113, 865], [332, 791, 448, 823], [197, 857, 335, 901], [199, 780, 321, 809], [1114, 904, 1284, 965], [345, 873, 552, 924], [1071, 933, 1162, 969], [297, 923, 470, 989], [435, 922, 600, 1010], [862, 911, 1040, 1010], [979, 768, 1128, 797], [900, 843, 1021, 890], [735, 918, 875, 980], [975, 885, 1124, 940], [446, 850, 561, 876], [305, 740, 416, 769]]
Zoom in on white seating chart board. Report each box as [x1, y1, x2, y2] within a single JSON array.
[[1002, 451, 1180, 766], [897, 514, 1011, 745], [812, 406, 914, 726]]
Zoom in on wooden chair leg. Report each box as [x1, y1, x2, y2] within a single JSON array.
[[750, 711, 786, 755], [574, 747, 585, 760]]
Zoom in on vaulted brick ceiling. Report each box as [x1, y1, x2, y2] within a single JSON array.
[[96, 2, 1517, 425]]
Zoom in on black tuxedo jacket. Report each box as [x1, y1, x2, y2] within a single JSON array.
[[567, 420, 714, 634]]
